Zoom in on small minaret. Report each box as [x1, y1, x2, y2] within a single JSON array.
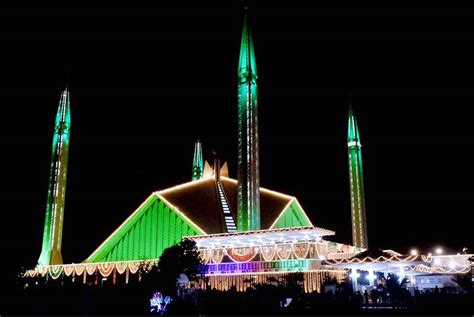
[[347, 100, 368, 249], [192, 139, 204, 181], [237, 13, 260, 231], [38, 88, 71, 266]]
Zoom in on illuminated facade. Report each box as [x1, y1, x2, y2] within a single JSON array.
[[192, 139, 203, 181], [33, 16, 323, 273], [347, 103, 368, 249], [237, 15, 260, 231], [29, 15, 355, 292], [191, 226, 349, 292], [41, 167, 350, 292], [38, 88, 71, 266], [325, 251, 473, 292], [85, 175, 314, 263], [26, 16, 473, 294]]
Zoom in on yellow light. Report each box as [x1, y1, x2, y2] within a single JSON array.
[[200, 268, 346, 277], [435, 248, 443, 255], [326, 253, 419, 265], [158, 176, 213, 194], [220, 176, 295, 200], [410, 249, 418, 256]]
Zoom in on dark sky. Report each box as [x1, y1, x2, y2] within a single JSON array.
[[1, 2, 474, 287]]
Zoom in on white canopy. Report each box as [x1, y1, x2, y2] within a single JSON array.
[[187, 226, 334, 249]]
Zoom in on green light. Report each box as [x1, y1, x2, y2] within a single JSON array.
[[237, 15, 260, 232], [38, 88, 71, 266], [347, 104, 360, 144], [238, 16, 257, 82], [192, 139, 204, 181], [85, 194, 205, 263], [347, 104, 368, 249], [271, 200, 312, 229]]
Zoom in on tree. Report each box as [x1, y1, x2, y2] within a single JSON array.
[[384, 273, 410, 304], [322, 275, 338, 286], [452, 273, 472, 294], [156, 239, 204, 295], [282, 272, 305, 297]]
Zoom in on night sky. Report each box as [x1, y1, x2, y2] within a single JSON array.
[[1, 3, 474, 289]]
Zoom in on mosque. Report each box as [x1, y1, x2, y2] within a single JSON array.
[[25, 15, 472, 293]]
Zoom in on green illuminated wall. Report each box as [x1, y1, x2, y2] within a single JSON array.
[[271, 199, 312, 229], [347, 104, 368, 248], [38, 88, 71, 266], [85, 194, 205, 263], [192, 139, 204, 181], [237, 15, 261, 231]]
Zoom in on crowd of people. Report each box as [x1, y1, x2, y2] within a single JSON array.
[[10, 273, 473, 315], [172, 282, 472, 315]]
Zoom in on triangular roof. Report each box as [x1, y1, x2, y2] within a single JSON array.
[[85, 176, 315, 263], [158, 176, 304, 234]]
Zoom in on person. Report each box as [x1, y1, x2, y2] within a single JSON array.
[[355, 291, 364, 305], [370, 288, 378, 305], [363, 290, 369, 304]]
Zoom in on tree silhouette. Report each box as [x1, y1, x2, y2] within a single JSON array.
[[452, 273, 472, 294], [156, 238, 204, 295], [384, 273, 410, 304]]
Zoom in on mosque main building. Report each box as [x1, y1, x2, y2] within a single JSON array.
[[28, 15, 472, 293]]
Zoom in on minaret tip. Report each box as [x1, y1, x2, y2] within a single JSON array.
[[347, 101, 359, 143], [238, 11, 257, 80], [348, 92, 356, 116], [192, 139, 204, 181]]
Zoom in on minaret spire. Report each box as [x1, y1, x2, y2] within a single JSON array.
[[237, 12, 260, 231], [192, 139, 204, 181], [347, 98, 368, 249], [38, 87, 71, 266]]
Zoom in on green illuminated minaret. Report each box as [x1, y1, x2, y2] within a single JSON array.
[[237, 14, 260, 231], [38, 88, 71, 266], [347, 102, 368, 249], [192, 139, 204, 181]]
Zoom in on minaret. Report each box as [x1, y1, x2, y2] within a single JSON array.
[[237, 13, 260, 231], [347, 101, 368, 249], [38, 88, 71, 266], [192, 139, 204, 181]]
